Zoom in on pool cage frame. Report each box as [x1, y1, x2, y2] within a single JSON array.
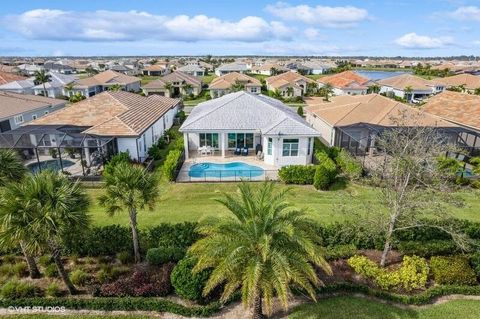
[[0, 125, 116, 176]]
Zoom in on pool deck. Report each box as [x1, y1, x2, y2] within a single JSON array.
[[177, 153, 279, 182], [25, 155, 84, 176]]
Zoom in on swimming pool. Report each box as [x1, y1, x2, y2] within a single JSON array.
[[27, 159, 75, 173], [188, 162, 264, 178]]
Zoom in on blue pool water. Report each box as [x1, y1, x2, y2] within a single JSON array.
[[355, 70, 411, 81], [189, 162, 264, 178], [27, 159, 75, 173]]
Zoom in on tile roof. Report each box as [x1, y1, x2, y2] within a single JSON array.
[[266, 71, 314, 89], [377, 74, 442, 91], [304, 94, 456, 128], [216, 62, 248, 72], [0, 91, 66, 120], [180, 91, 319, 136], [0, 71, 26, 85], [177, 64, 205, 73], [31, 91, 180, 137], [142, 71, 202, 89], [422, 90, 480, 131], [74, 70, 140, 88], [209, 72, 261, 90], [317, 71, 370, 89], [437, 74, 480, 90]]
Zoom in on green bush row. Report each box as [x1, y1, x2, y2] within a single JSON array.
[[430, 256, 477, 285], [162, 149, 183, 181], [314, 151, 337, 190], [278, 165, 316, 184]]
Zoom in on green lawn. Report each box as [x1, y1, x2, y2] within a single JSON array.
[[86, 182, 480, 228], [200, 74, 217, 84], [140, 75, 161, 85], [289, 296, 480, 319]]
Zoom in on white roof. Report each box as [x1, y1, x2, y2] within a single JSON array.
[[180, 91, 319, 136], [216, 62, 248, 72], [177, 64, 204, 72], [31, 72, 77, 90], [0, 78, 35, 90]]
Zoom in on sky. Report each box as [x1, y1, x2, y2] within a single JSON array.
[[0, 0, 479, 57]]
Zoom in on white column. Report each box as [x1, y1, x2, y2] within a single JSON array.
[[183, 133, 189, 159], [221, 132, 226, 158], [83, 140, 91, 166]]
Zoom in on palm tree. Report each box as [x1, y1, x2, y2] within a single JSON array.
[[189, 182, 331, 319], [322, 83, 333, 102], [99, 162, 159, 263], [475, 88, 480, 96], [0, 149, 26, 187], [404, 85, 413, 102], [108, 84, 122, 92], [230, 80, 245, 92], [182, 83, 194, 96], [367, 84, 381, 94], [286, 86, 294, 97], [64, 82, 75, 97], [164, 82, 173, 97], [33, 70, 51, 97], [0, 171, 90, 292]]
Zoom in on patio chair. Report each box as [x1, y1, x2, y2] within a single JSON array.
[[256, 151, 263, 160], [242, 147, 248, 156], [200, 147, 208, 156], [205, 146, 212, 155], [234, 147, 241, 155]]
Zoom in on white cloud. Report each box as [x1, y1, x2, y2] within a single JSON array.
[[265, 2, 368, 28], [449, 6, 480, 21], [394, 33, 453, 49], [3, 9, 293, 42], [304, 28, 320, 39]]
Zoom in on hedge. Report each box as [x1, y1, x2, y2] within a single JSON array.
[[278, 165, 316, 184], [314, 151, 337, 190], [162, 149, 183, 181]]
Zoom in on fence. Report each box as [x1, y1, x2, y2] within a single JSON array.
[[176, 169, 278, 183]]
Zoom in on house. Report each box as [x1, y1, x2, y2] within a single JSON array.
[[214, 62, 248, 76], [0, 92, 67, 132], [250, 63, 289, 76], [284, 62, 312, 75], [265, 71, 315, 97], [143, 64, 170, 76], [24, 91, 181, 162], [43, 62, 75, 74], [109, 64, 135, 76], [302, 61, 334, 75], [422, 91, 480, 154], [317, 71, 371, 96], [438, 74, 480, 93], [142, 71, 202, 98], [0, 71, 27, 85], [16, 64, 44, 76], [180, 91, 319, 167], [209, 72, 261, 98], [304, 94, 459, 155], [72, 70, 141, 97], [32, 73, 78, 98], [377, 74, 445, 102], [177, 64, 205, 77], [0, 78, 36, 95]]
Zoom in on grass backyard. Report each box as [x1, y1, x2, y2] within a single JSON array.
[[86, 181, 480, 228]]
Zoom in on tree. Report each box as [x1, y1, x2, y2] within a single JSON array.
[[270, 67, 279, 76], [189, 182, 331, 319], [0, 171, 90, 293], [404, 86, 413, 102], [230, 80, 245, 92], [164, 82, 173, 97], [69, 92, 86, 103], [322, 83, 333, 102], [474, 88, 480, 96], [306, 82, 318, 96], [350, 112, 468, 267], [64, 82, 75, 97], [85, 66, 98, 76], [297, 105, 304, 117], [182, 83, 194, 96], [33, 70, 51, 97], [367, 84, 381, 94], [286, 86, 294, 97], [108, 84, 122, 92], [99, 162, 159, 263]]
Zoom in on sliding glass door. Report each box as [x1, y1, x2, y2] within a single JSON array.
[[228, 133, 254, 149], [199, 133, 219, 148]]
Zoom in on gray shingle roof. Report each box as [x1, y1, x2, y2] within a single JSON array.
[[180, 91, 319, 136]]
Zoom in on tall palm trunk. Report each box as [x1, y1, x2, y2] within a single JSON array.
[[42, 83, 47, 97], [20, 241, 40, 279], [252, 294, 263, 319], [50, 242, 77, 295], [129, 208, 141, 263]]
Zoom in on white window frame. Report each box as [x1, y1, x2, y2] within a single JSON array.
[[267, 138, 272, 155], [282, 138, 299, 157], [14, 115, 24, 124], [31, 114, 38, 120]]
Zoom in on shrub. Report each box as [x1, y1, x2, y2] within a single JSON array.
[[297, 105, 304, 117], [0, 264, 12, 277], [38, 255, 53, 268], [397, 240, 459, 257], [162, 150, 182, 181], [148, 145, 162, 160], [314, 151, 337, 190], [397, 256, 429, 292], [171, 258, 212, 302], [336, 149, 362, 180], [324, 244, 357, 261], [177, 111, 186, 124], [97, 265, 130, 284], [143, 222, 200, 250], [44, 264, 58, 278], [0, 280, 37, 299], [12, 263, 28, 277], [278, 165, 316, 184], [146, 247, 185, 265], [430, 256, 477, 285], [116, 251, 133, 265], [2, 255, 16, 264], [103, 152, 130, 176], [70, 269, 89, 286], [470, 252, 480, 277], [46, 282, 62, 297]]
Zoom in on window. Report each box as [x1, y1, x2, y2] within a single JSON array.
[[267, 138, 272, 155], [228, 133, 236, 148], [282, 139, 299, 157], [14, 115, 24, 124], [44, 111, 49, 115], [199, 133, 219, 148], [228, 133, 254, 148], [250, 87, 258, 93], [32, 114, 37, 120], [307, 137, 312, 155]]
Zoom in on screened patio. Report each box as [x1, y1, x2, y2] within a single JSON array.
[[0, 125, 116, 176]]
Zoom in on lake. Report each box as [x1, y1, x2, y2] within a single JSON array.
[[355, 70, 411, 81]]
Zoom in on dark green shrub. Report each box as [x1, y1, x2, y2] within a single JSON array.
[[44, 264, 58, 278], [162, 150, 182, 181], [2, 254, 16, 264], [177, 111, 186, 123], [148, 145, 162, 160], [143, 222, 200, 250], [297, 105, 304, 116], [171, 258, 211, 302], [336, 149, 362, 180], [70, 269, 89, 286], [470, 252, 480, 277], [12, 263, 28, 277], [278, 165, 316, 184], [38, 255, 53, 268], [430, 256, 477, 285], [324, 244, 357, 261], [46, 282, 62, 297], [0, 280, 37, 299], [116, 251, 133, 264], [103, 152, 130, 176], [397, 240, 459, 257], [314, 151, 337, 190], [146, 247, 185, 265]]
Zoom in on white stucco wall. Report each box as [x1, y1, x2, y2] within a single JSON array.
[[305, 112, 335, 146]]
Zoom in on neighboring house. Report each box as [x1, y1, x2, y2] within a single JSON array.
[[32, 73, 78, 98], [43, 62, 75, 74], [72, 70, 141, 97], [265, 71, 315, 97], [284, 62, 312, 75], [214, 62, 248, 76], [143, 64, 170, 76], [250, 63, 289, 76], [109, 64, 135, 76], [209, 72, 261, 98], [0, 92, 67, 132], [0, 78, 35, 95], [177, 64, 205, 77], [142, 71, 202, 97], [302, 61, 335, 75], [304, 94, 459, 155], [377, 74, 445, 102], [422, 91, 480, 154], [438, 74, 480, 93], [180, 91, 319, 167], [25, 91, 181, 162], [317, 71, 371, 96], [16, 64, 44, 76], [0, 71, 27, 85]]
